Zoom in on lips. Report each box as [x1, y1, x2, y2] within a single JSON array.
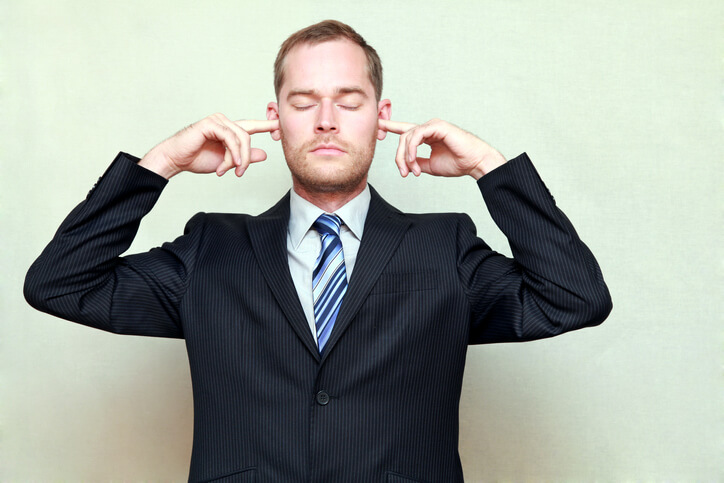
[[310, 143, 346, 156]]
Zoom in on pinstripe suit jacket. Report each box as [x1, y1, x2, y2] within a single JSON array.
[[25, 152, 611, 482]]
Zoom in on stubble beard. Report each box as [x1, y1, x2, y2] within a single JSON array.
[[281, 131, 377, 195]]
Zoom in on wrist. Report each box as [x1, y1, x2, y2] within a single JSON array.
[[138, 148, 179, 180], [469, 150, 507, 180]]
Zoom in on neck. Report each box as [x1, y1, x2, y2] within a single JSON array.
[[292, 180, 367, 213]]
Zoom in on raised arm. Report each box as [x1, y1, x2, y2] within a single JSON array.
[[380, 118, 612, 342], [24, 114, 276, 336]]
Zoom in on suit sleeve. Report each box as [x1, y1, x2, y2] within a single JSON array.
[[457, 153, 612, 344], [24, 152, 204, 338]]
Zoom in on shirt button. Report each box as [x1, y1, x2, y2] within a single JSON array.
[[316, 391, 330, 406]]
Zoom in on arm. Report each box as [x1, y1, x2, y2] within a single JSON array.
[[458, 154, 612, 343], [379, 119, 612, 343], [24, 114, 277, 336], [25, 154, 190, 337]]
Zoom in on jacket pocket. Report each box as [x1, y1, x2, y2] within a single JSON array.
[[386, 470, 424, 482], [370, 270, 439, 294], [199, 466, 256, 482]]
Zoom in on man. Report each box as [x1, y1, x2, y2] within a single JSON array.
[[25, 20, 611, 482]]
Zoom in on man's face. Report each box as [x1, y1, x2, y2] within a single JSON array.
[[267, 39, 391, 196]]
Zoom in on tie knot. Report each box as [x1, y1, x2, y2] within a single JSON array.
[[313, 214, 342, 237]]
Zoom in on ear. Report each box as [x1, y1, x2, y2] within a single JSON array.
[[377, 99, 392, 140], [266, 102, 281, 141]]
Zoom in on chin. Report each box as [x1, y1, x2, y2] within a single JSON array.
[[294, 169, 367, 194]]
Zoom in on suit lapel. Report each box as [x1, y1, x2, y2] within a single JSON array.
[[321, 186, 411, 362], [248, 193, 320, 361]]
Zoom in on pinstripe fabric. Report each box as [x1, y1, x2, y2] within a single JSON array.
[[312, 214, 347, 353], [24, 152, 612, 482]]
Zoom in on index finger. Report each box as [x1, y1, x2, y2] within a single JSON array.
[[235, 119, 279, 134], [378, 119, 417, 135]]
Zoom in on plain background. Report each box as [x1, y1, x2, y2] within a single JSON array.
[[2, 0, 721, 480]]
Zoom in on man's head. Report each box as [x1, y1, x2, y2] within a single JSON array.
[[273, 20, 383, 103], [267, 21, 391, 201]]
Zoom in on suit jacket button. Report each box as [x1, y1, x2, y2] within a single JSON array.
[[316, 391, 330, 406]]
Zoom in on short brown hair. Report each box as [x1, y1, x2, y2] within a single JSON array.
[[274, 20, 383, 101]]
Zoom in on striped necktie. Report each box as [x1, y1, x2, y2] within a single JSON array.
[[312, 214, 347, 353]]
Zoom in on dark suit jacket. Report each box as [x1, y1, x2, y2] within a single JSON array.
[[25, 152, 611, 482]]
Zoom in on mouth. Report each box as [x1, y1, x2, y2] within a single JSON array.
[[310, 143, 346, 156]]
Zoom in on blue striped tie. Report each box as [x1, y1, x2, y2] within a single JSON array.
[[312, 214, 347, 353]]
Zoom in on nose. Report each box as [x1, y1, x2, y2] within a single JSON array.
[[315, 99, 338, 133]]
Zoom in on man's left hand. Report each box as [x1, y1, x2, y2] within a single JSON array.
[[379, 119, 507, 180]]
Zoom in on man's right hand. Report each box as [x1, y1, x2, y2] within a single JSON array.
[[138, 113, 279, 179]]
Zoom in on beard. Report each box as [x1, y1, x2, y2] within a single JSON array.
[[281, 131, 377, 195]]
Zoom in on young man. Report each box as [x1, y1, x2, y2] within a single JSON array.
[[25, 20, 611, 482]]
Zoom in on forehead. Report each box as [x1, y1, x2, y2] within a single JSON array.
[[281, 39, 373, 96]]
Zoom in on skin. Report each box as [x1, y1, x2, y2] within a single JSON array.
[[266, 39, 392, 211], [138, 38, 508, 212]]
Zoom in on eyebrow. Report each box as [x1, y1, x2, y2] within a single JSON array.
[[286, 86, 368, 101]]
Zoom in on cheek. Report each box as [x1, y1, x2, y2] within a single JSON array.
[[345, 113, 379, 137], [279, 109, 308, 137]]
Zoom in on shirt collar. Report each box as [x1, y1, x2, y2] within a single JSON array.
[[288, 185, 371, 248]]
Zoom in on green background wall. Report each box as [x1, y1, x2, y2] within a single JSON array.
[[2, 0, 721, 480]]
